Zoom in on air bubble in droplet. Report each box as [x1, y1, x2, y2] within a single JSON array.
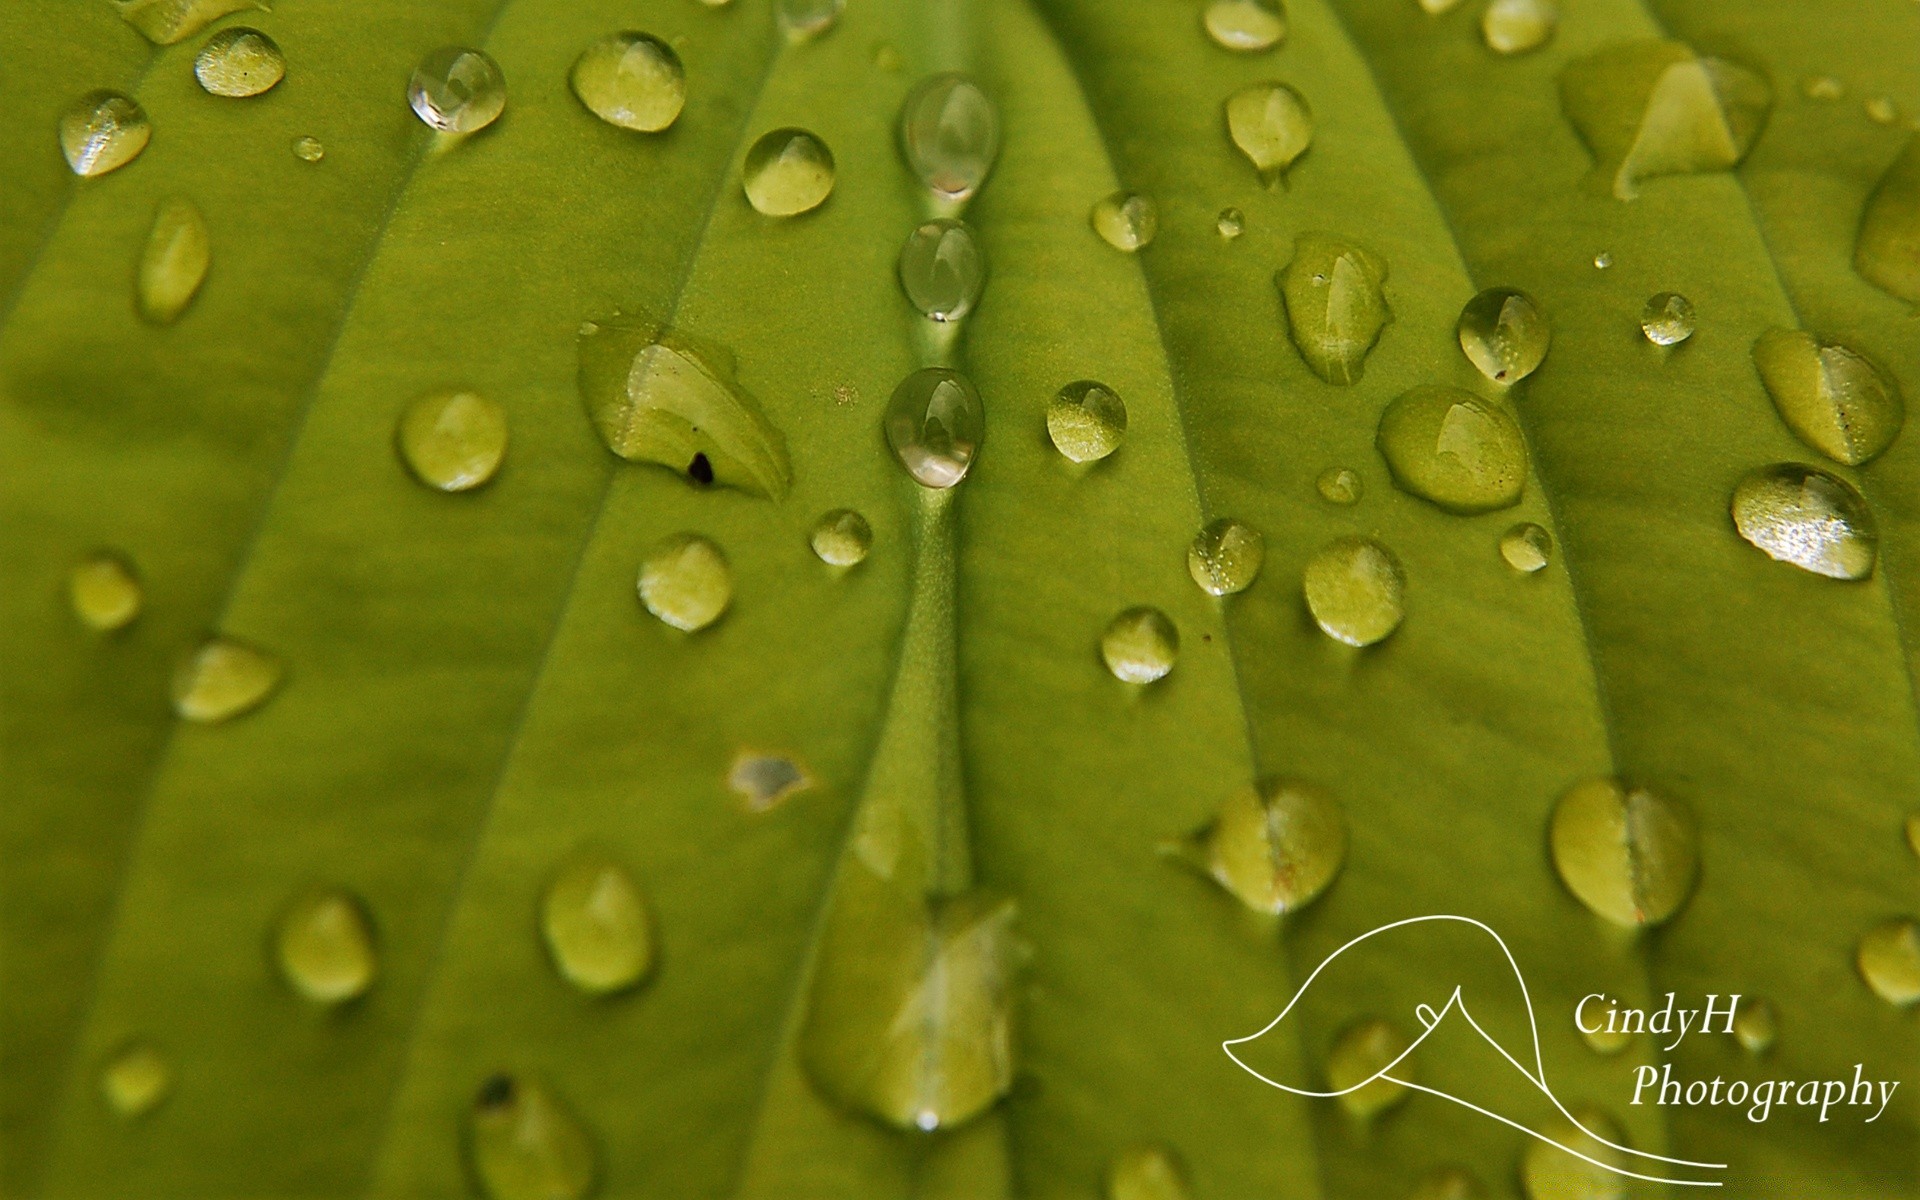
[[1730, 463, 1877, 581], [1091, 191, 1158, 251], [885, 367, 984, 487], [172, 636, 282, 723], [1376, 385, 1528, 513], [100, 1041, 170, 1118], [1188, 518, 1264, 596], [1304, 536, 1404, 647], [899, 74, 999, 201], [71, 552, 142, 631], [1549, 778, 1697, 928], [1327, 1017, 1412, 1119], [1046, 380, 1127, 464], [408, 47, 507, 134], [60, 90, 150, 177], [1639, 292, 1695, 345], [810, 509, 873, 567], [275, 887, 377, 1003], [1857, 919, 1920, 1007], [1751, 329, 1904, 466], [542, 853, 653, 995], [1101, 607, 1178, 684], [1500, 522, 1552, 573], [897, 218, 985, 322], [396, 390, 507, 492], [743, 128, 835, 216], [638, 534, 732, 632], [1316, 467, 1362, 505], [1225, 82, 1312, 177], [1204, 0, 1285, 51], [1277, 233, 1391, 385], [1481, 0, 1557, 54], [1182, 776, 1346, 913], [570, 33, 686, 132], [467, 1074, 597, 1200], [194, 27, 284, 97], [1457, 287, 1549, 385]]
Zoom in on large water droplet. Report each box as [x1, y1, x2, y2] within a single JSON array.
[[467, 1074, 597, 1200], [1303, 536, 1404, 647], [899, 74, 999, 201], [1457, 287, 1549, 385], [1277, 233, 1391, 385], [897, 218, 985, 322], [135, 198, 210, 326], [292, 135, 325, 163], [1410, 1167, 1488, 1200], [1857, 919, 1920, 1007], [542, 853, 653, 995], [1376, 385, 1528, 513], [1091, 191, 1158, 251], [811, 509, 873, 567], [570, 33, 685, 132], [60, 91, 150, 178], [194, 27, 284, 97], [885, 367, 984, 488], [1204, 0, 1285, 51], [172, 636, 282, 723], [637, 534, 732, 632], [408, 47, 507, 134], [1560, 41, 1773, 200], [1856, 135, 1920, 304], [1046, 380, 1127, 463], [1216, 207, 1245, 239], [1520, 1108, 1628, 1200], [70, 552, 142, 631], [275, 887, 378, 1004], [743, 127, 835, 216], [1733, 997, 1777, 1054], [396, 390, 507, 492], [100, 1040, 170, 1118], [780, 0, 843, 38], [1181, 776, 1347, 913], [1640, 292, 1696, 345], [730, 752, 812, 811], [1225, 82, 1312, 177], [1481, 0, 1557, 54], [1751, 329, 1904, 466], [1188, 518, 1264, 596], [1107, 1144, 1191, 1200], [113, 0, 258, 44], [1501, 522, 1552, 573], [1327, 1017, 1412, 1119], [1316, 466, 1362, 505], [1730, 463, 1877, 581], [1101, 607, 1178, 684], [1549, 778, 1697, 927]]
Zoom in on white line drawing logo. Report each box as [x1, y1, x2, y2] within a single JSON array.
[[1222, 914, 1727, 1188]]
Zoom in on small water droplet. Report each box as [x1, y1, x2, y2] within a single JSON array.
[[1481, 0, 1557, 54], [1578, 1003, 1633, 1055], [114, 0, 258, 44], [1107, 1144, 1191, 1200], [1304, 536, 1404, 646], [408, 47, 506, 134], [886, 367, 984, 487], [70, 552, 142, 631], [1500, 522, 1552, 573], [637, 534, 732, 632], [136, 197, 210, 325], [172, 636, 282, 723], [467, 1074, 597, 1200], [872, 41, 903, 72], [1752, 329, 1904, 465], [899, 74, 999, 201], [1276, 233, 1392, 385], [1180, 776, 1346, 913], [1225, 82, 1313, 177], [1638, 291, 1695, 345], [1203, 0, 1285, 51], [542, 853, 653, 995], [291, 134, 325, 162], [1091, 190, 1158, 251], [569, 33, 685, 132], [1857, 919, 1920, 1006], [729, 752, 812, 811], [1376, 385, 1528, 513], [897, 218, 985, 322], [1521, 1108, 1629, 1200], [1561, 42, 1773, 200], [1592, 251, 1612, 269], [193, 27, 283, 97], [779, 0, 843, 38], [1733, 997, 1777, 1053], [1457, 287, 1549, 385], [810, 508, 873, 567], [1857, 136, 1920, 303], [1549, 778, 1697, 928], [275, 887, 377, 1003], [1327, 1017, 1412, 1119], [742, 127, 834, 216], [1410, 1166, 1487, 1200], [1801, 74, 1844, 101], [1867, 95, 1901, 125], [100, 1040, 170, 1118], [395, 390, 507, 492], [1216, 207, 1244, 239], [1730, 463, 1877, 581], [60, 90, 150, 178], [1100, 607, 1178, 683], [1046, 380, 1126, 464], [1316, 466, 1362, 505], [1188, 518, 1264, 596], [1906, 813, 1920, 858]]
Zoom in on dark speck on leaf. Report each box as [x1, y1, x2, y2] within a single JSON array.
[[688, 452, 714, 485]]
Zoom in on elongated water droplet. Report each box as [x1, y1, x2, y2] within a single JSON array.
[[1560, 41, 1773, 200], [1304, 536, 1404, 647], [1751, 328, 1904, 465], [275, 887, 377, 1003], [114, 0, 258, 44], [1216, 207, 1245, 239], [730, 752, 812, 811], [1521, 1108, 1628, 1200], [1277, 233, 1391, 385], [1225, 82, 1312, 177], [897, 219, 985, 322], [71, 552, 142, 631], [1376, 385, 1528, 513], [1906, 813, 1920, 858], [1181, 777, 1347, 913], [1733, 997, 1777, 1053], [1410, 1167, 1487, 1200], [1858, 919, 1920, 1006], [1549, 778, 1697, 928], [638, 534, 732, 632], [194, 27, 284, 97], [1204, 0, 1285, 51], [172, 636, 281, 723], [1188, 518, 1264, 596], [1091, 191, 1158, 251], [1500, 522, 1552, 573], [1802, 75, 1844, 101], [1857, 136, 1920, 303], [409, 47, 505, 134], [542, 853, 653, 995], [1481, 0, 1557, 54], [136, 197, 210, 326], [743, 128, 834, 216], [1107, 1144, 1191, 1200], [886, 367, 984, 488], [1867, 96, 1901, 125], [1317, 466, 1362, 505], [467, 1074, 597, 1200], [60, 90, 150, 178], [1730, 463, 1877, 581], [1046, 380, 1126, 463], [899, 74, 999, 201], [811, 508, 873, 566], [1457, 287, 1549, 384], [100, 1040, 170, 1118], [396, 391, 507, 492], [780, 0, 843, 38], [570, 33, 685, 132], [292, 135, 325, 162], [1639, 292, 1695, 345], [1328, 1017, 1412, 1119], [1101, 607, 1178, 683]]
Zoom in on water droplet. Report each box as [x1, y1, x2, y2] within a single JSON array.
[[1091, 191, 1158, 251], [1203, 0, 1285, 51], [275, 887, 377, 1004], [1637, 292, 1696, 346], [742, 127, 835, 216], [193, 27, 283, 97], [467, 1074, 597, 1200], [1500, 522, 1552, 573], [1857, 136, 1920, 303], [1907, 813, 1920, 858], [1107, 1144, 1191, 1200], [291, 134, 325, 162], [1224, 82, 1313, 178], [1216, 207, 1244, 239], [1304, 536, 1404, 647], [1457, 287, 1549, 385], [1276, 233, 1392, 385], [59, 90, 150, 178], [1730, 463, 1877, 581], [1180, 777, 1347, 913], [886, 367, 984, 488], [408, 47, 506, 134], [1327, 1017, 1412, 1119], [113, 0, 258, 44], [1520, 1108, 1629, 1200], [1733, 997, 1777, 1054], [172, 636, 282, 723], [810, 509, 873, 567], [1481, 0, 1557, 54], [70, 552, 142, 631], [1857, 919, 1920, 1006], [1560, 41, 1773, 200], [780, 0, 843, 38], [1188, 518, 1264, 596], [897, 218, 985, 322], [1100, 607, 1178, 684], [729, 752, 812, 811], [637, 534, 732, 632], [100, 1040, 170, 1118], [1867, 96, 1901, 125], [136, 197, 210, 326], [899, 74, 999, 201], [1046, 380, 1127, 464], [395, 390, 507, 492], [1592, 251, 1612, 269], [541, 853, 653, 995], [1751, 329, 1904, 465], [1316, 466, 1362, 505], [1801, 74, 1844, 101], [1410, 1166, 1487, 1200], [1578, 1004, 1633, 1055], [1549, 778, 1697, 928], [1376, 385, 1528, 513], [872, 41, 903, 72], [569, 33, 685, 132]]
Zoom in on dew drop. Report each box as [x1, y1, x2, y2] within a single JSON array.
[[1578, 1005, 1633, 1055], [1500, 522, 1552, 573], [1410, 1167, 1487, 1200], [1751, 329, 1904, 464], [1639, 292, 1695, 345], [1481, 0, 1557, 54], [1801, 74, 1844, 101], [1856, 136, 1920, 304], [396, 390, 507, 492], [1100, 607, 1178, 684], [136, 197, 210, 326], [467, 1074, 597, 1200], [743, 127, 835, 216], [899, 74, 999, 201], [291, 134, 325, 162], [729, 752, 812, 811], [637, 534, 732, 632], [274, 887, 378, 1004], [885, 367, 984, 488], [1046, 380, 1127, 464], [114, 0, 258, 44], [872, 42, 903, 72], [1592, 251, 1612, 269], [897, 218, 985, 322], [1520, 1108, 1629, 1200], [172, 636, 282, 723], [1730, 463, 1877, 581], [1376, 385, 1528, 513], [1907, 813, 1920, 858], [542, 853, 653, 995], [100, 1040, 170, 1118], [1549, 778, 1697, 928], [1091, 191, 1158, 251], [1327, 1017, 1412, 1119], [1857, 919, 1920, 1006], [1560, 41, 1773, 200], [1107, 1144, 1191, 1200], [59, 90, 150, 178], [1867, 96, 1901, 125], [408, 47, 506, 134], [1225, 82, 1312, 177], [1203, 0, 1285, 51], [70, 552, 142, 631], [780, 0, 844, 39], [1303, 536, 1404, 647], [193, 27, 284, 97], [1733, 997, 1777, 1054], [1316, 466, 1362, 505], [569, 33, 685, 132], [1216, 207, 1245, 239], [1277, 233, 1391, 385], [1457, 287, 1549, 385], [1180, 776, 1347, 913], [1188, 518, 1264, 596], [810, 508, 873, 567]]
